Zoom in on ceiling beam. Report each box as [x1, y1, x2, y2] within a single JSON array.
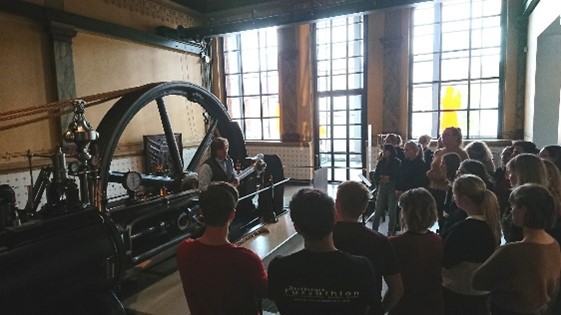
[[0, 0, 203, 54], [158, 0, 430, 40]]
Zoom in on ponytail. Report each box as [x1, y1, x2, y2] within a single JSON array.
[[454, 174, 502, 246], [482, 189, 501, 246]]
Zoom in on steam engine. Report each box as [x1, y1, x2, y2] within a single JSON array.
[[0, 82, 286, 314]]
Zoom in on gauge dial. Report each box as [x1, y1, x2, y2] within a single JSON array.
[[69, 161, 80, 174], [123, 171, 142, 191]]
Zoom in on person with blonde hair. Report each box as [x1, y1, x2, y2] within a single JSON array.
[[442, 174, 500, 315], [473, 184, 561, 315], [464, 141, 495, 176], [389, 188, 443, 315], [503, 154, 549, 242], [506, 153, 548, 188]]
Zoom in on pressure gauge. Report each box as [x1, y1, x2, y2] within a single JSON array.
[[69, 161, 80, 174], [123, 171, 142, 191]]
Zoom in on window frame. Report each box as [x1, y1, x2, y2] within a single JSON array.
[[222, 28, 280, 141], [408, 0, 505, 140]]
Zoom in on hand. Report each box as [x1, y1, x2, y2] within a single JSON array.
[[230, 177, 240, 187]]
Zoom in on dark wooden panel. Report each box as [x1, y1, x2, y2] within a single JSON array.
[[163, 0, 431, 39]]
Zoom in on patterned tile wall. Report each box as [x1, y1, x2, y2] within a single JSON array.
[[247, 143, 314, 181]]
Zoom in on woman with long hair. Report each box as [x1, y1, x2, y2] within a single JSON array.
[[441, 159, 494, 237], [465, 141, 495, 177], [473, 184, 561, 315], [503, 154, 549, 242], [390, 188, 443, 315], [442, 174, 500, 315]]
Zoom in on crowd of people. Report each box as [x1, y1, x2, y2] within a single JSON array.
[[176, 132, 561, 315]]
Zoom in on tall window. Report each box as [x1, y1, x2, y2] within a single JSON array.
[[410, 0, 502, 139], [223, 28, 280, 140], [315, 15, 365, 181]]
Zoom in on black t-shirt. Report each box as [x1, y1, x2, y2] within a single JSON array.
[[333, 221, 400, 315], [268, 249, 377, 315]]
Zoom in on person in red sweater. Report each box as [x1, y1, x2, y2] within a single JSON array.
[[176, 182, 267, 315]]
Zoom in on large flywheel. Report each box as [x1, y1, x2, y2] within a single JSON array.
[[95, 81, 247, 208]]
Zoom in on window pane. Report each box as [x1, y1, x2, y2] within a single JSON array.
[[319, 139, 332, 153], [242, 49, 259, 72], [348, 57, 363, 74], [241, 31, 259, 49], [349, 125, 361, 138], [441, 84, 468, 110], [333, 111, 347, 125], [319, 124, 331, 139], [441, 54, 469, 81], [442, 2, 471, 22], [411, 85, 436, 111], [262, 118, 280, 139], [349, 141, 362, 153], [316, 27, 330, 45], [411, 112, 438, 139], [332, 75, 347, 90], [333, 125, 347, 138], [412, 57, 435, 83], [348, 73, 363, 89], [243, 73, 260, 95], [224, 51, 240, 74], [442, 30, 470, 51], [261, 47, 277, 71], [333, 96, 347, 110], [348, 40, 363, 57], [262, 96, 279, 117], [333, 140, 347, 152], [469, 109, 498, 138], [244, 97, 261, 117], [244, 119, 262, 140], [441, 110, 467, 134], [334, 168, 347, 181], [317, 44, 330, 61], [348, 23, 362, 41], [333, 58, 347, 75], [318, 76, 330, 92], [317, 60, 330, 76], [223, 35, 239, 52], [470, 80, 499, 109], [349, 110, 361, 124], [349, 95, 361, 110], [413, 7, 434, 25], [319, 97, 330, 111], [412, 34, 435, 55], [225, 74, 241, 96], [227, 97, 243, 119], [319, 111, 331, 125], [262, 71, 278, 94], [332, 42, 347, 59], [332, 25, 347, 43]]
